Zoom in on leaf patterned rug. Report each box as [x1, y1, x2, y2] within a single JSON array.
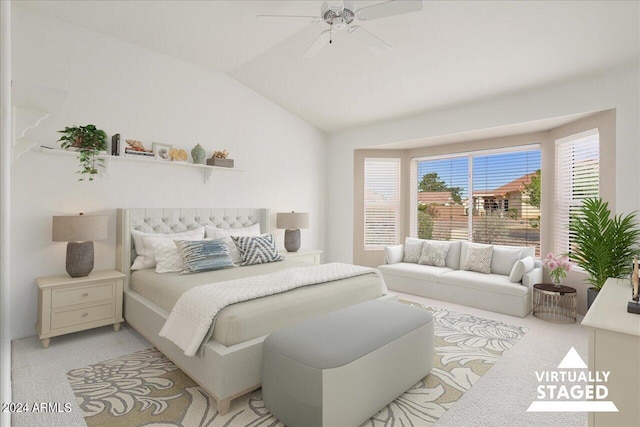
[[67, 302, 526, 426]]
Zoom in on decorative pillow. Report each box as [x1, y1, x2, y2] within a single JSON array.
[[418, 242, 450, 267], [174, 239, 234, 274], [205, 224, 261, 264], [131, 227, 205, 270], [403, 240, 424, 263], [231, 234, 282, 266], [464, 244, 494, 274], [491, 247, 523, 276], [509, 256, 535, 283], [384, 245, 404, 264], [152, 240, 184, 273]]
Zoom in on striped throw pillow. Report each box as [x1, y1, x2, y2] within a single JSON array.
[[231, 234, 283, 266], [174, 239, 234, 274]]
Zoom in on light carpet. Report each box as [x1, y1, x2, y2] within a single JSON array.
[[66, 303, 526, 426]]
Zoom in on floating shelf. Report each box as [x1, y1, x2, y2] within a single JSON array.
[[36, 147, 243, 183]]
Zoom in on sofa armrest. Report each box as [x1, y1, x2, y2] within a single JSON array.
[[522, 266, 542, 291], [384, 245, 404, 264]]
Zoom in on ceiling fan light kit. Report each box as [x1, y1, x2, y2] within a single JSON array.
[[258, 0, 423, 58]]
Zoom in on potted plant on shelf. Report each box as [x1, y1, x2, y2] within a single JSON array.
[[569, 197, 640, 308], [58, 124, 108, 181]]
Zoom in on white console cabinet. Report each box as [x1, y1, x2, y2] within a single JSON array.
[[581, 278, 640, 427]]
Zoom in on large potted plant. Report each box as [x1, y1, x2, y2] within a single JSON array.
[[569, 197, 640, 308], [58, 124, 108, 181]]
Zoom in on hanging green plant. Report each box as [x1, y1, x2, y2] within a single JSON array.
[[58, 124, 108, 181]]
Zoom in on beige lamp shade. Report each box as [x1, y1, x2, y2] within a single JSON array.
[[276, 212, 309, 230], [52, 214, 108, 242]]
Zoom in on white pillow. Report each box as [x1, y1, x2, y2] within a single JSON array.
[[491, 247, 523, 276], [384, 245, 404, 264], [418, 242, 450, 267], [205, 224, 261, 264], [403, 240, 424, 263], [464, 244, 493, 274], [509, 256, 535, 283], [131, 227, 205, 270], [153, 240, 183, 274]]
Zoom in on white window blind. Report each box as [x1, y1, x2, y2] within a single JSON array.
[[472, 149, 541, 254], [554, 129, 599, 257], [414, 156, 469, 241], [413, 146, 541, 254], [364, 158, 401, 250]]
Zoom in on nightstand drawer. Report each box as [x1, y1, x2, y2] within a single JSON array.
[[51, 281, 116, 308], [51, 302, 115, 330]]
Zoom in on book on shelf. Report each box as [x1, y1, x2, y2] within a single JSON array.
[[124, 148, 154, 157], [111, 134, 120, 156]]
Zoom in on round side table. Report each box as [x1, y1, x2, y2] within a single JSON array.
[[532, 283, 577, 323]]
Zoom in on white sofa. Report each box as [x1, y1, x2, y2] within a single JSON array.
[[378, 239, 542, 317]]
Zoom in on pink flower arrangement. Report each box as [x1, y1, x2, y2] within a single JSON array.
[[543, 253, 573, 285]]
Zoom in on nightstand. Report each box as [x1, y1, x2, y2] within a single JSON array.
[[279, 250, 322, 265], [35, 269, 125, 348]]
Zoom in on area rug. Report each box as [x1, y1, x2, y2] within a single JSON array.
[[67, 303, 526, 426]]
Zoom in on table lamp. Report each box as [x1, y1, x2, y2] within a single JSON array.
[[276, 211, 309, 252], [52, 213, 108, 277]]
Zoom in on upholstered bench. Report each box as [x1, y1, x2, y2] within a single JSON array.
[[262, 299, 434, 427]]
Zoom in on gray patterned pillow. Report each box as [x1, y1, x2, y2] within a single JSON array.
[[175, 239, 234, 274], [418, 242, 450, 267], [403, 240, 424, 263], [464, 245, 493, 274], [231, 234, 283, 266]]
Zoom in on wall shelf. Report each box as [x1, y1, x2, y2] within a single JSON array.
[[36, 147, 243, 183]]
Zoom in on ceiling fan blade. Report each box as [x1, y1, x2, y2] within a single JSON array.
[[348, 25, 392, 54], [303, 30, 333, 58], [257, 15, 322, 24], [343, 0, 356, 12], [355, 0, 423, 21]]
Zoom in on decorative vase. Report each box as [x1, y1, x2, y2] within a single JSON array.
[[191, 144, 205, 164], [552, 275, 562, 288]]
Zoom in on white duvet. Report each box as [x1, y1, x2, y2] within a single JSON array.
[[159, 262, 384, 356]]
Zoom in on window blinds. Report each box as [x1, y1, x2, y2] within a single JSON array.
[[554, 129, 600, 257], [472, 150, 541, 253], [415, 156, 469, 241], [364, 158, 401, 249]]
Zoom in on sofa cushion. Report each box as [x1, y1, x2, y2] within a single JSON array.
[[439, 270, 528, 297], [407, 238, 461, 270], [403, 239, 423, 263], [463, 243, 493, 274], [384, 244, 404, 264], [491, 246, 523, 276], [378, 262, 453, 282], [509, 256, 535, 283], [418, 241, 450, 267]]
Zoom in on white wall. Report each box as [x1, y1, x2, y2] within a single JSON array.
[[327, 67, 640, 264], [10, 6, 327, 340]]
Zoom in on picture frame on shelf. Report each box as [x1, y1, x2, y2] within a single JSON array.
[[152, 142, 172, 161]]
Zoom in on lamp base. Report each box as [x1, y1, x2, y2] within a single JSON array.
[[66, 241, 94, 278], [284, 229, 301, 253]]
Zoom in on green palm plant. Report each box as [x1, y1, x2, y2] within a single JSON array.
[[569, 197, 640, 291], [58, 124, 108, 181]]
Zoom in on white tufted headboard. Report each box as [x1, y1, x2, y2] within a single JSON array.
[[116, 208, 270, 288]]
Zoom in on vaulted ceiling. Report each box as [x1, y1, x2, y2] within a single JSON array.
[[17, 1, 640, 133]]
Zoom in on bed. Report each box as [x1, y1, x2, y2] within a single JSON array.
[[116, 208, 392, 414]]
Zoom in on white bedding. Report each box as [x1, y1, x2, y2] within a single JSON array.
[[159, 262, 385, 356]]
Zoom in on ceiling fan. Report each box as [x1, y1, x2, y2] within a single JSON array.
[[257, 0, 423, 58]]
